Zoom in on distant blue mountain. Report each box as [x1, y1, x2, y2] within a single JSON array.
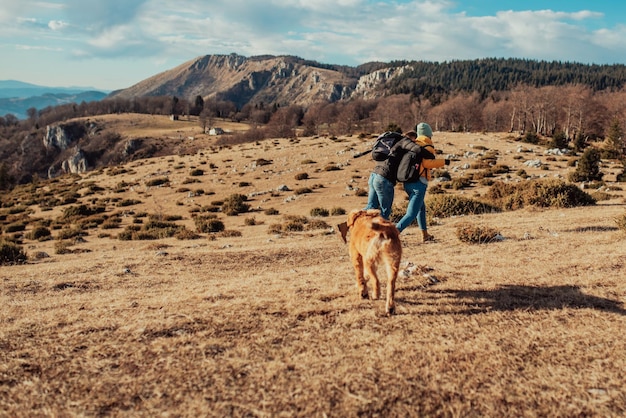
[[0, 80, 108, 119]]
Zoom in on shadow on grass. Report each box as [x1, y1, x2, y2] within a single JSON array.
[[414, 285, 626, 315]]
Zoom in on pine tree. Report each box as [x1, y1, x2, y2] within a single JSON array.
[[605, 117, 625, 159], [569, 147, 603, 182]]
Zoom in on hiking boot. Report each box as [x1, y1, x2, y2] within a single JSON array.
[[336, 222, 349, 244], [421, 230, 435, 243]]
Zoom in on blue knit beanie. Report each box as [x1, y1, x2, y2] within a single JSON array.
[[415, 122, 433, 138]]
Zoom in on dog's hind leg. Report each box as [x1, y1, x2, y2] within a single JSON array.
[[383, 254, 401, 316], [364, 256, 380, 300], [351, 253, 368, 299]]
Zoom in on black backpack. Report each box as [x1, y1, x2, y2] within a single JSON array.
[[396, 150, 422, 182], [371, 131, 404, 161]]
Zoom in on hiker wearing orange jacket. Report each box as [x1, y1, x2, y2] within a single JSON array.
[[396, 122, 450, 241]]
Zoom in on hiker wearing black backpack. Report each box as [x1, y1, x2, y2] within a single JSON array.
[[395, 122, 450, 242], [336, 130, 433, 243]]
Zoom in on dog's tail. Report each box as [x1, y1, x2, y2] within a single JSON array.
[[371, 220, 399, 241]]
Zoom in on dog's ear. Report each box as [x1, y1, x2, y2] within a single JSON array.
[[347, 209, 363, 227]]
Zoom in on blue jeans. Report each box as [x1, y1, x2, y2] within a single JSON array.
[[396, 180, 428, 232], [364, 172, 394, 220]]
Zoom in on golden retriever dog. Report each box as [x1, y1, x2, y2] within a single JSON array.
[[346, 209, 402, 315]]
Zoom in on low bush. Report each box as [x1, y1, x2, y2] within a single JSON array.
[[310, 207, 329, 217], [62, 204, 104, 220], [456, 223, 501, 244], [268, 214, 309, 234], [117, 215, 183, 240], [194, 216, 225, 233], [117, 199, 142, 207], [26, 226, 52, 241], [323, 165, 341, 171], [424, 194, 499, 221], [4, 223, 26, 233], [222, 194, 250, 216], [54, 240, 73, 254], [219, 230, 242, 237], [307, 219, 330, 230], [174, 228, 201, 240], [485, 179, 596, 210], [0, 240, 27, 265], [56, 227, 87, 240], [145, 177, 170, 187]]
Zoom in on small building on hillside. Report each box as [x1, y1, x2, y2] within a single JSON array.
[[208, 127, 224, 135]]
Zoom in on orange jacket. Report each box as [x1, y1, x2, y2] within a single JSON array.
[[415, 135, 446, 181]]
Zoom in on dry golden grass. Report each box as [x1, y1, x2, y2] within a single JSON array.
[[1, 122, 626, 416]]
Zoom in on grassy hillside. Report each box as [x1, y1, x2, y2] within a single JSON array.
[[1, 117, 625, 416]]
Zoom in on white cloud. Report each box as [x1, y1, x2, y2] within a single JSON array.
[[48, 20, 68, 31], [2, 0, 626, 89]]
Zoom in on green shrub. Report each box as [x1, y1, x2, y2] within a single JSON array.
[[284, 220, 305, 232], [0, 240, 27, 265], [485, 179, 596, 210], [117, 199, 142, 207], [244, 217, 258, 226], [54, 240, 73, 254], [456, 223, 501, 244], [310, 207, 329, 217], [267, 223, 283, 234], [194, 216, 225, 233], [521, 132, 540, 144], [264, 208, 279, 215], [568, 147, 603, 182], [424, 194, 499, 221], [26, 226, 51, 241], [295, 172, 309, 180], [447, 176, 473, 190], [62, 204, 103, 220], [182, 178, 201, 184], [219, 230, 242, 237], [174, 228, 200, 240], [4, 223, 26, 233], [331, 207, 346, 216], [101, 218, 122, 229], [145, 177, 170, 187], [307, 219, 330, 230], [222, 194, 250, 216], [190, 169, 204, 176], [57, 227, 87, 240], [549, 131, 569, 149]]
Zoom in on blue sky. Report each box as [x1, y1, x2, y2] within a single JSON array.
[[1, 0, 625, 91]]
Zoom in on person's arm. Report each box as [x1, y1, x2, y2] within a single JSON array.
[[420, 145, 449, 167], [422, 158, 448, 169]]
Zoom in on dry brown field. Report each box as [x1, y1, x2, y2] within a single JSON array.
[[1, 116, 626, 417]]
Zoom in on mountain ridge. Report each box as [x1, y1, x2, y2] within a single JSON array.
[[107, 53, 626, 110]]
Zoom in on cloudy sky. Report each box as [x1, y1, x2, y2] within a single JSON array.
[[1, 0, 626, 91]]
